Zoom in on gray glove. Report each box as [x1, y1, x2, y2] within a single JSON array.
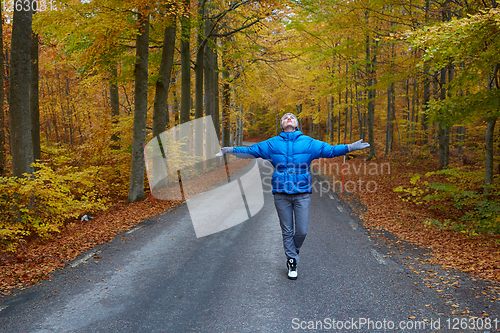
[[215, 147, 233, 157], [347, 139, 370, 152]]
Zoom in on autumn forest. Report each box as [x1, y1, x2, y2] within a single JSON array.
[[1, 0, 500, 290]]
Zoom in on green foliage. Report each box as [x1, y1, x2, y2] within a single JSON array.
[[406, 8, 500, 127], [394, 167, 500, 234], [393, 174, 428, 204], [425, 89, 500, 127], [0, 163, 109, 252]]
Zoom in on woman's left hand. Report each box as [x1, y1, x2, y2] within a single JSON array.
[[348, 139, 370, 152]]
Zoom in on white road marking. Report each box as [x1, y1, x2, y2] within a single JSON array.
[[328, 193, 334, 200], [371, 249, 389, 265], [126, 227, 141, 234], [71, 252, 96, 268], [0, 305, 9, 312], [337, 205, 344, 212]]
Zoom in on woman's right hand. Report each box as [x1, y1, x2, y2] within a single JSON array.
[[215, 147, 233, 157]]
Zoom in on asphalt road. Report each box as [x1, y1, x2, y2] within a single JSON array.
[[1, 159, 499, 332]]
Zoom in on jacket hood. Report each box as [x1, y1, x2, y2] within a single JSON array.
[[279, 130, 303, 140]]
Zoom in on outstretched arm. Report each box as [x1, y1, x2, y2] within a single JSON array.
[[313, 139, 370, 159], [216, 140, 271, 159]]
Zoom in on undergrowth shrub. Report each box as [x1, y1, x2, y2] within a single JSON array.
[[0, 163, 109, 252], [394, 167, 500, 234]]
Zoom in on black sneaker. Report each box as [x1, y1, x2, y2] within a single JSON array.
[[287, 258, 297, 280]]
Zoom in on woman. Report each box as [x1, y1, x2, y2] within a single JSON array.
[[218, 113, 369, 280]]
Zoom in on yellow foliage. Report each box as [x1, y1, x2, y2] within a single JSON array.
[[0, 163, 109, 252]]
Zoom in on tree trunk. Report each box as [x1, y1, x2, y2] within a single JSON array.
[[438, 66, 449, 169], [64, 76, 74, 146], [318, 104, 322, 141], [484, 64, 499, 196], [386, 39, 396, 156], [438, 121, 450, 169], [330, 96, 334, 142], [110, 66, 120, 119], [349, 87, 353, 141], [318, 101, 321, 141], [355, 80, 363, 141], [457, 125, 465, 157], [127, 10, 149, 204], [194, 1, 204, 159], [110, 65, 120, 149], [421, 0, 430, 147], [344, 65, 348, 143], [0, 3, 5, 175], [422, 67, 430, 146], [180, 0, 191, 126], [385, 84, 392, 156], [153, 19, 176, 138], [10, 6, 33, 177], [275, 110, 279, 136], [173, 87, 179, 124], [326, 99, 330, 142], [221, 42, 230, 147], [204, 17, 215, 123], [405, 78, 411, 155], [239, 111, 243, 145], [484, 117, 497, 197], [366, 33, 376, 160], [214, 48, 220, 141], [204, 14, 217, 168], [309, 114, 312, 137], [410, 76, 418, 154], [297, 104, 302, 131], [30, 32, 40, 161]]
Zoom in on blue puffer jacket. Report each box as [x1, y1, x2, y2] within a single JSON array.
[[233, 130, 348, 194]]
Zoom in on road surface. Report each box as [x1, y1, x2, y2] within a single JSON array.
[[1, 159, 499, 332]]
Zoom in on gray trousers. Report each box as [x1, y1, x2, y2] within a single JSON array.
[[273, 193, 311, 263]]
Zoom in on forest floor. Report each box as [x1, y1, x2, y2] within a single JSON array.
[[1, 143, 499, 298]]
